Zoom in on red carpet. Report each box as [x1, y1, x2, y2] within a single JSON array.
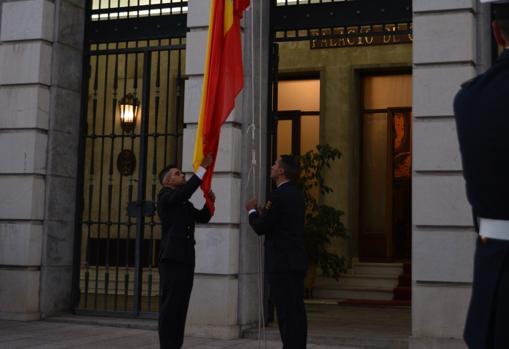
[[393, 261, 412, 301]]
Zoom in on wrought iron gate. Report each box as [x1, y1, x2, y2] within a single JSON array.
[[73, 1, 187, 317]]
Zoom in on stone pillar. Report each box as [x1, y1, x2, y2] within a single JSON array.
[[0, 0, 85, 320], [182, 0, 267, 339], [411, 1, 491, 348]]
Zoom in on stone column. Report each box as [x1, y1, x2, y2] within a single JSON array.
[[182, 0, 267, 339], [411, 1, 491, 348], [0, 0, 85, 320]]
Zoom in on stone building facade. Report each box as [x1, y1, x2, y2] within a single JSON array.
[[0, 0, 84, 320], [411, 1, 491, 347], [0, 0, 496, 347]]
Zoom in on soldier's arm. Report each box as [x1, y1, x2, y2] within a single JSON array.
[[248, 192, 279, 236], [158, 175, 202, 205], [194, 204, 212, 223]]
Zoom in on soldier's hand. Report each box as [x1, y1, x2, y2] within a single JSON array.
[[201, 153, 214, 168], [208, 191, 216, 203], [245, 197, 257, 212]]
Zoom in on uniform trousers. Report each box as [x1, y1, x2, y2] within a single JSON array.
[[464, 237, 509, 349], [268, 272, 307, 349], [158, 261, 194, 349]]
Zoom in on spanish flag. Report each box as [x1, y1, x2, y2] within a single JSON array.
[[192, 0, 250, 214]]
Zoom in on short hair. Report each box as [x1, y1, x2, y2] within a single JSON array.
[[158, 164, 178, 185], [494, 4, 509, 20], [494, 4, 509, 40], [279, 155, 300, 181], [497, 19, 509, 41]]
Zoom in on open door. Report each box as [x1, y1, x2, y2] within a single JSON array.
[[359, 74, 412, 261]]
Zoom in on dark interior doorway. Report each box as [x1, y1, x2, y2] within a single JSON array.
[[359, 73, 412, 262]]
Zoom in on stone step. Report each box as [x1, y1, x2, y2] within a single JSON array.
[[398, 274, 411, 287], [313, 286, 394, 301], [351, 261, 403, 276], [394, 286, 412, 301], [316, 274, 399, 289]]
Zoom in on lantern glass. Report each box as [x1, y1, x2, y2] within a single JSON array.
[[119, 93, 139, 133]]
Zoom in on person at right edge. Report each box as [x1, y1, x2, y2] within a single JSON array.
[[454, 1, 509, 348], [245, 155, 308, 349]]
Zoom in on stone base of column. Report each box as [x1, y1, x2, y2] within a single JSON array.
[[409, 337, 467, 349], [0, 311, 41, 321], [185, 324, 240, 340]]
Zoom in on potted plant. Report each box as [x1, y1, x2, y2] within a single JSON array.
[[297, 144, 348, 291]]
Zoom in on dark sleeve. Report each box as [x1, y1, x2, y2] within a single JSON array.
[[248, 192, 280, 236], [472, 208, 479, 234], [158, 175, 202, 205], [194, 204, 212, 223]]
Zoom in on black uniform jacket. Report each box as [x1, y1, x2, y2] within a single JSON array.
[[454, 49, 509, 222], [157, 175, 211, 265], [454, 49, 509, 349], [249, 181, 308, 273]]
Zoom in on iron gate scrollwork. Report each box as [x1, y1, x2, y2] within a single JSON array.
[[74, 1, 187, 317]]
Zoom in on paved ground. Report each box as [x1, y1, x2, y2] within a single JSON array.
[[245, 302, 410, 348], [0, 303, 411, 349], [0, 320, 360, 349]]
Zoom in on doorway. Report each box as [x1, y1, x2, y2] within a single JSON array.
[[359, 73, 412, 262]]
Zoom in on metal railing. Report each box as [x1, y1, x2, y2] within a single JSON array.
[[75, 38, 185, 317]]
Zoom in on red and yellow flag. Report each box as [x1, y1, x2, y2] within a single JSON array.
[[193, 0, 250, 215]]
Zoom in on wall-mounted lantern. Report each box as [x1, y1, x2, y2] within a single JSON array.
[[118, 93, 139, 133]]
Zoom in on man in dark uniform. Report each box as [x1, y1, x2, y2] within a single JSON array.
[[157, 154, 214, 349], [245, 155, 308, 349], [454, 1, 509, 347]]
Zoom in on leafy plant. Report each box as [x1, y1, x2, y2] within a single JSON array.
[[297, 144, 348, 280]]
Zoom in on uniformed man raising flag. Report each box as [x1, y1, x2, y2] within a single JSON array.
[[245, 155, 308, 349]]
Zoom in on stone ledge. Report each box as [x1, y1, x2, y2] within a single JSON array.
[[413, 228, 475, 283], [0, 85, 50, 130], [0, 269, 41, 316], [413, 12, 475, 65], [185, 324, 240, 340], [0, 42, 52, 86], [409, 336, 467, 349], [0, 130, 47, 175], [412, 283, 471, 339], [195, 227, 239, 275], [413, 65, 476, 117], [0, 311, 41, 321], [187, 0, 211, 28], [0, 175, 46, 220], [0, 0, 54, 42], [413, 174, 472, 226], [413, 0, 475, 13], [412, 118, 462, 171], [0, 223, 43, 266], [187, 276, 238, 330]]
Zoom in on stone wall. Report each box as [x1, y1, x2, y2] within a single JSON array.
[[410, 0, 491, 347], [0, 0, 85, 320]]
